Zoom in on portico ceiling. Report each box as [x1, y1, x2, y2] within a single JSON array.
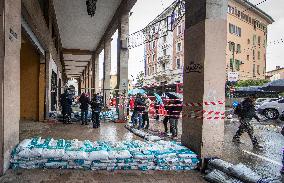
[[53, 0, 123, 78], [53, 0, 122, 51]]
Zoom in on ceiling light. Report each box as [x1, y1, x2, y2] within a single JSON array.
[[86, 0, 98, 17]]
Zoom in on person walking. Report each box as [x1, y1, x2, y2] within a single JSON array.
[[142, 94, 151, 129], [166, 98, 182, 139], [91, 93, 103, 128], [232, 95, 263, 149], [133, 93, 145, 129], [79, 92, 90, 125], [60, 89, 72, 124], [281, 126, 284, 174]]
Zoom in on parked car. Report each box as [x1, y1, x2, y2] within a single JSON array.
[[255, 98, 279, 109], [279, 111, 284, 121], [257, 98, 284, 119]]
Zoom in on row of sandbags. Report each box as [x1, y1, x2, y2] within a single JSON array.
[[11, 137, 199, 171]]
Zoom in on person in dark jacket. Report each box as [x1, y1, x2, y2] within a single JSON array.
[[60, 89, 73, 124], [133, 93, 145, 129], [91, 93, 103, 128], [281, 126, 284, 174], [79, 92, 90, 125], [165, 98, 182, 138], [232, 95, 263, 149]]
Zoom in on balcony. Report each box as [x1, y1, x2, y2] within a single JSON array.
[[158, 55, 171, 64]]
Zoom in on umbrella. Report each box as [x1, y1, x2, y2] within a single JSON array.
[[128, 88, 146, 95], [154, 93, 163, 104], [261, 79, 284, 92]]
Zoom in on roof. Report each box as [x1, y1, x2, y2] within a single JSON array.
[[266, 67, 284, 73], [145, 0, 274, 29], [235, 0, 274, 24]]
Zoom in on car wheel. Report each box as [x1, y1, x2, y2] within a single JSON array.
[[263, 109, 279, 120]]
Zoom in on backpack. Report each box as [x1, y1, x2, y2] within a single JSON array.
[[234, 103, 244, 116]]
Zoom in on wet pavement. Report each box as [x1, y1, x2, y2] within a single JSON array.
[[1, 115, 283, 182]]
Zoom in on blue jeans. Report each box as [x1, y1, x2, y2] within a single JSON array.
[[81, 110, 88, 124], [131, 111, 143, 128]]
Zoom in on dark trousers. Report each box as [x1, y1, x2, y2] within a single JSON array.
[[142, 112, 149, 129], [92, 111, 100, 128], [62, 112, 71, 124], [81, 110, 88, 124], [163, 116, 169, 133], [233, 118, 259, 145]]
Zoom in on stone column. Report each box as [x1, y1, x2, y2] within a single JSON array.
[[92, 54, 100, 94], [182, 0, 227, 161], [103, 39, 111, 106], [117, 10, 129, 121], [0, 0, 21, 175], [45, 53, 50, 119]]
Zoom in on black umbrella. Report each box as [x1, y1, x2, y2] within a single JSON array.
[[261, 79, 284, 92]]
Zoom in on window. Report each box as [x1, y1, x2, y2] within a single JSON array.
[[258, 36, 261, 45], [229, 23, 241, 37], [257, 65, 260, 74], [258, 51, 261, 60], [263, 38, 266, 47], [253, 35, 256, 45], [177, 42, 182, 52], [177, 25, 182, 35], [162, 63, 166, 70], [253, 50, 256, 60], [230, 59, 233, 69], [163, 49, 167, 56], [163, 36, 167, 43], [229, 42, 234, 51], [247, 39, 250, 44], [155, 64, 157, 72], [236, 44, 241, 53], [253, 64, 256, 76], [148, 68, 150, 76], [263, 67, 266, 74], [152, 54, 155, 62], [147, 56, 150, 63], [235, 60, 240, 71], [152, 41, 155, 49], [177, 58, 181, 69], [247, 55, 250, 61], [152, 67, 154, 74]]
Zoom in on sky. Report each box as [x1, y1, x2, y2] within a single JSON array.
[[99, 0, 284, 81]]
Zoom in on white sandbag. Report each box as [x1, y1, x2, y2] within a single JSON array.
[[48, 139, 58, 148], [18, 163, 39, 169], [44, 162, 68, 169], [133, 154, 154, 160], [18, 139, 32, 151], [41, 149, 65, 159], [62, 151, 88, 160], [228, 163, 262, 183], [145, 135, 161, 141], [108, 150, 132, 159], [87, 151, 109, 161], [155, 153, 176, 159], [178, 153, 197, 159], [18, 148, 43, 158], [208, 159, 234, 174]]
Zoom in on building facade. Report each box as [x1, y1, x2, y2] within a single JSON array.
[[143, 0, 274, 86], [266, 66, 284, 81]]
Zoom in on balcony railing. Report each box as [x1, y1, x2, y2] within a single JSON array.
[[158, 55, 171, 64]]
